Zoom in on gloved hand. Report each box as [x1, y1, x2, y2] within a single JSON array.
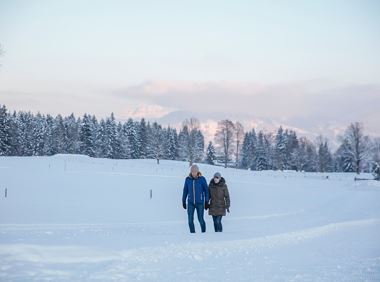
[[182, 202, 187, 209], [205, 202, 210, 210], [227, 208, 230, 213]]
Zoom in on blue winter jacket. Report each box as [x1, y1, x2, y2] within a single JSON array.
[[182, 173, 209, 205]]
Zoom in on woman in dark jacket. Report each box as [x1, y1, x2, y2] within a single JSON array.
[[208, 172, 230, 232]]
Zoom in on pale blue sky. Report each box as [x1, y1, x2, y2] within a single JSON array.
[[0, 0, 379, 136]]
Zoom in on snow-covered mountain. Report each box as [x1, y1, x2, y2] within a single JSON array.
[[155, 110, 361, 147], [116, 80, 380, 145]]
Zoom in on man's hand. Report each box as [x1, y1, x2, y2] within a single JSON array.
[[182, 202, 187, 210], [205, 202, 210, 210]]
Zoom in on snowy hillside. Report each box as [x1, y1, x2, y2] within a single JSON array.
[[0, 155, 380, 281]]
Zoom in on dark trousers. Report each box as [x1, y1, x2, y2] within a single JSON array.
[[212, 215, 223, 232], [187, 202, 206, 233]]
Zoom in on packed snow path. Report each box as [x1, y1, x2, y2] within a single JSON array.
[[1, 155, 379, 281]]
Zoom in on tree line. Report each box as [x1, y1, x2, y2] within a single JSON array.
[[0, 105, 203, 165], [211, 120, 380, 176], [0, 105, 379, 175]]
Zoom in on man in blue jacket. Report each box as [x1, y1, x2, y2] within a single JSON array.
[[182, 164, 210, 233]]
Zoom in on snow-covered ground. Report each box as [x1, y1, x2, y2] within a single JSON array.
[[0, 155, 379, 281]]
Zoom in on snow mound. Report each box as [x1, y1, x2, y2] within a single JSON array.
[[51, 154, 91, 159]]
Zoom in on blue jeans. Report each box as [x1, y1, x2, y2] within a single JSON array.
[[212, 215, 223, 232], [187, 202, 206, 233]]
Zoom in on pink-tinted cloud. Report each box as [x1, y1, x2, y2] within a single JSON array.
[[114, 80, 380, 121]]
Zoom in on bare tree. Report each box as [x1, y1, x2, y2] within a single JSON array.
[[234, 121, 244, 167], [184, 118, 200, 133], [341, 122, 370, 174], [215, 119, 235, 168]]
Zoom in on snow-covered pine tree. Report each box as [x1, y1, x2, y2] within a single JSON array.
[[95, 114, 120, 159], [8, 111, 20, 156], [274, 127, 287, 170], [144, 121, 153, 159], [150, 122, 165, 164], [117, 122, 128, 159], [255, 131, 268, 171], [30, 113, 47, 156], [164, 127, 178, 160], [178, 124, 190, 162], [188, 118, 204, 164], [305, 140, 318, 172], [138, 118, 148, 158], [121, 122, 131, 158], [248, 129, 257, 170], [125, 118, 140, 159], [90, 115, 99, 148], [295, 137, 308, 171], [96, 119, 110, 158], [295, 137, 318, 172], [115, 122, 125, 159], [42, 115, 55, 156], [63, 113, 80, 154], [120, 122, 130, 159], [317, 137, 334, 172], [177, 118, 204, 165], [240, 133, 251, 169], [79, 114, 96, 157], [0, 105, 12, 156], [240, 130, 258, 169], [192, 128, 205, 163], [106, 113, 121, 159], [133, 120, 143, 159], [285, 130, 299, 170], [205, 141, 216, 165], [264, 133, 274, 170], [12, 112, 24, 155], [17, 111, 34, 156], [52, 114, 69, 154]]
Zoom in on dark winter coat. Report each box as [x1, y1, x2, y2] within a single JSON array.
[[208, 177, 230, 216], [182, 172, 209, 205]]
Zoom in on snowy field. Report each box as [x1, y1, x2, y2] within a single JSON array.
[[0, 155, 380, 282]]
